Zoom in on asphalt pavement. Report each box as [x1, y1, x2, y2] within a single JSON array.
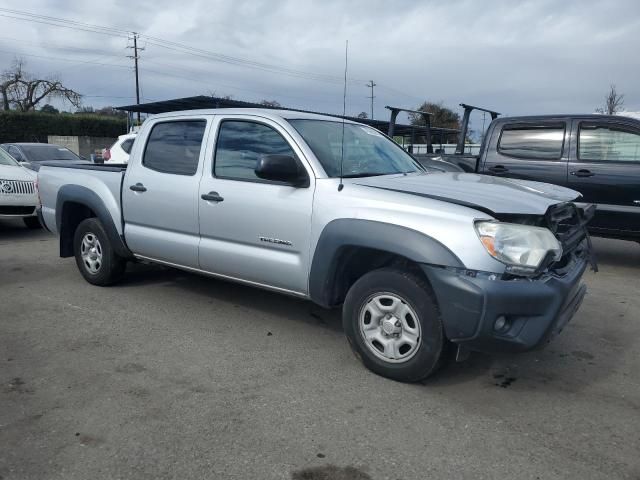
[[1, 218, 639, 479]]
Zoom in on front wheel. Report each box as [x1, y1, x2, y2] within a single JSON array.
[[342, 268, 447, 382], [73, 218, 126, 286]]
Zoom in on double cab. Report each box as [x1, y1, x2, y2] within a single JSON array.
[[37, 109, 595, 382]]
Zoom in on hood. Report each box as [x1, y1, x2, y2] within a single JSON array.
[[352, 172, 580, 216], [0, 163, 36, 181]]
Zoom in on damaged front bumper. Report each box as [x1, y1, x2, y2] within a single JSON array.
[[421, 251, 589, 354]]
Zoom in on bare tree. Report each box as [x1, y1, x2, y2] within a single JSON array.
[[0, 59, 82, 111], [260, 99, 281, 108], [596, 84, 624, 114]]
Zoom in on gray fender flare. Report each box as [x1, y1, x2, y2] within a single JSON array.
[[308, 219, 463, 307], [56, 184, 131, 258]]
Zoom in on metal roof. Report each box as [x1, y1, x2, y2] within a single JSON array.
[[115, 95, 459, 138]]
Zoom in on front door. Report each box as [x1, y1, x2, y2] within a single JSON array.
[[198, 116, 314, 294], [481, 121, 568, 187], [122, 118, 209, 267], [568, 119, 640, 236]]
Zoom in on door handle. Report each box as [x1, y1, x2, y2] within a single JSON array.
[[129, 183, 147, 192], [570, 169, 595, 178], [201, 191, 224, 202], [488, 165, 509, 174]]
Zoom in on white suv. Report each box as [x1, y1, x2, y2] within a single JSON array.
[[0, 148, 39, 228], [103, 133, 136, 164]]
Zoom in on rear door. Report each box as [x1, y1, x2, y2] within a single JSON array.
[[197, 115, 315, 294], [568, 119, 640, 236], [122, 116, 210, 267], [480, 121, 568, 187]]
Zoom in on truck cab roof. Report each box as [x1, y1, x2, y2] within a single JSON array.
[[148, 108, 362, 125], [494, 114, 640, 125]]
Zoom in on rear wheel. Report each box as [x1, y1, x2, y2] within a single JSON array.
[[342, 268, 447, 382], [23, 216, 41, 229], [73, 218, 126, 286]]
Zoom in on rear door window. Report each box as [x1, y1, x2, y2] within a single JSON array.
[[142, 121, 206, 175], [498, 124, 565, 160], [578, 123, 640, 163], [121, 138, 135, 154]]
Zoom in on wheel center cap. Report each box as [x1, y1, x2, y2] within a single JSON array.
[[382, 317, 400, 335]]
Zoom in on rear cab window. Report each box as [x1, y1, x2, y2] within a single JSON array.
[[497, 123, 566, 160], [142, 121, 206, 175]]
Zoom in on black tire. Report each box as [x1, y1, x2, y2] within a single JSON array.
[[23, 216, 41, 229], [342, 268, 447, 382], [73, 218, 126, 286]]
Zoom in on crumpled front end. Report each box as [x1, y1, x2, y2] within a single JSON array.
[[422, 202, 596, 353]]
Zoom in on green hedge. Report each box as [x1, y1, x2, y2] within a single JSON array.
[[0, 111, 127, 143]]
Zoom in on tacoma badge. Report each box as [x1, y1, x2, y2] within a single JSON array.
[[259, 236, 292, 246]]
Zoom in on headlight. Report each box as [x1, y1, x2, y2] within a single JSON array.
[[475, 221, 562, 274]]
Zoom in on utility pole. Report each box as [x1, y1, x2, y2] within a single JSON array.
[[366, 80, 376, 119], [127, 33, 143, 124]]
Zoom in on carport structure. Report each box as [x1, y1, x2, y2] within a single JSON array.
[[115, 95, 460, 153]]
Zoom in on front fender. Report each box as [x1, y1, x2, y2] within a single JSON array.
[[308, 219, 463, 307]]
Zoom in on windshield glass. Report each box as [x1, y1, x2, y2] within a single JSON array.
[[288, 119, 423, 177], [0, 148, 19, 166], [21, 145, 81, 162]]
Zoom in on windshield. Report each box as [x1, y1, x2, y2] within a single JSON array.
[[288, 119, 423, 177], [21, 145, 81, 162], [0, 148, 19, 166]]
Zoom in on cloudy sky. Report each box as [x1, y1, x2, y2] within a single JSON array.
[[0, 0, 638, 127]]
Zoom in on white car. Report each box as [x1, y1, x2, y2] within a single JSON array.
[[0, 148, 40, 228], [103, 133, 136, 164]]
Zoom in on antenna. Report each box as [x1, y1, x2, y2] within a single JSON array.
[[338, 40, 348, 192]]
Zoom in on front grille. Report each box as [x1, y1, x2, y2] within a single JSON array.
[[0, 179, 35, 195], [545, 202, 593, 271], [0, 206, 36, 215]]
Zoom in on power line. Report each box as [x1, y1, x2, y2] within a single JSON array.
[[366, 80, 376, 119], [0, 7, 367, 86], [0, 48, 131, 70], [0, 7, 430, 111]]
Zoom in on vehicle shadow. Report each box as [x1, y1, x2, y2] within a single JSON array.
[[120, 261, 344, 334], [0, 218, 51, 242], [116, 242, 628, 393]]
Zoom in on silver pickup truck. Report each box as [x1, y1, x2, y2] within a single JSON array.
[[37, 109, 595, 382]]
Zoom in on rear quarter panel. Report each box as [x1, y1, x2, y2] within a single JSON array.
[[38, 166, 124, 234]]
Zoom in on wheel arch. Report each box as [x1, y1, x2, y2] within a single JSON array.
[[308, 219, 464, 308], [56, 185, 131, 259]]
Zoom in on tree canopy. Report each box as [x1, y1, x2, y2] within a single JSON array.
[[409, 101, 460, 129]]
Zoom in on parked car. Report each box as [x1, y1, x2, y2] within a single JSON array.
[[102, 133, 136, 164], [0, 147, 40, 228], [414, 111, 640, 242], [37, 109, 595, 382], [0, 143, 85, 171]]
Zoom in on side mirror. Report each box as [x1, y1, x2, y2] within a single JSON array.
[[255, 154, 308, 187], [19, 161, 33, 169]]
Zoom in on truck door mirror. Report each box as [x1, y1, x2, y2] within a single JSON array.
[[255, 154, 309, 187]]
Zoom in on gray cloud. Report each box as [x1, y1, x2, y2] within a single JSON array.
[[0, 0, 638, 125]]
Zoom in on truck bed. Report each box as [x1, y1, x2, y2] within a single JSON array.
[[37, 162, 126, 236]]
